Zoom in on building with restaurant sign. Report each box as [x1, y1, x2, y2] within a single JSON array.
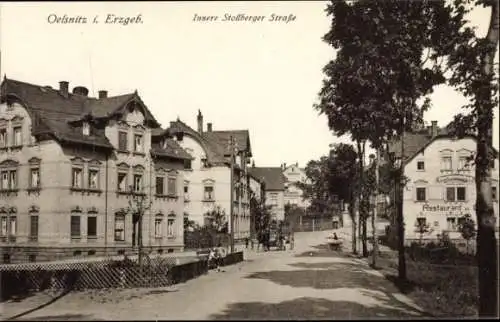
[[387, 121, 499, 241]]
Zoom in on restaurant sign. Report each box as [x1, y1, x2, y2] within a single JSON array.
[[422, 204, 470, 212]]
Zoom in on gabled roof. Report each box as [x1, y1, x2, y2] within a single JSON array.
[[387, 125, 498, 165], [1, 78, 112, 149], [0, 77, 188, 161], [167, 119, 252, 167], [249, 167, 286, 191]]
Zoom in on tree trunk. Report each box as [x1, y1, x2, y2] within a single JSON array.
[[371, 148, 380, 268], [476, 1, 499, 317], [357, 141, 368, 257], [350, 199, 357, 254], [397, 114, 407, 281]]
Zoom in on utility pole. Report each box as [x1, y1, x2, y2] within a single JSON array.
[[228, 136, 236, 253]]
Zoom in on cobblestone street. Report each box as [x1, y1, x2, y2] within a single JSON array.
[[3, 229, 429, 320]]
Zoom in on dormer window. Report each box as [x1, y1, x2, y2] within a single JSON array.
[[82, 122, 90, 136]]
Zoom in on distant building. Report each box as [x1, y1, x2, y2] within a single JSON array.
[[282, 162, 310, 209], [167, 111, 252, 240], [386, 120, 499, 242], [0, 77, 192, 263], [248, 167, 286, 221]]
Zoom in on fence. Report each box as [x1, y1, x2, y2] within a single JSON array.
[[1, 250, 245, 302], [292, 215, 335, 232]]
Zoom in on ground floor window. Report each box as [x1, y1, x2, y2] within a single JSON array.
[[70, 215, 81, 239], [167, 217, 175, 237], [87, 216, 97, 239], [155, 216, 163, 238], [30, 216, 39, 241], [115, 214, 125, 241]]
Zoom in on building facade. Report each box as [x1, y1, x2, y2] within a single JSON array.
[[0, 77, 191, 263], [387, 121, 499, 242], [249, 167, 285, 221], [282, 162, 310, 209], [167, 111, 252, 241]]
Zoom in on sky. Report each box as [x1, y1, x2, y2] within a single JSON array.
[[0, 1, 498, 167]]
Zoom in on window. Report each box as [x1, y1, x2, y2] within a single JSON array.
[[416, 187, 426, 201], [29, 216, 39, 241], [13, 127, 22, 146], [167, 218, 175, 237], [446, 187, 466, 201], [118, 131, 128, 151], [270, 194, 278, 206], [0, 128, 7, 147], [447, 217, 457, 231], [114, 214, 125, 241], [87, 217, 97, 238], [133, 174, 143, 192], [458, 156, 470, 170], [493, 186, 497, 201], [1, 171, 8, 189], [416, 217, 427, 226], [155, 217, 163, 238], [88, 169, 99, 190], [117, 172, 127, 191], [417, 161, 425, 171], [204, 186, 214, 200], [30, 168, 40, 188], [457, 187, 466, 201], [0, 216, 6, 237], [446, 187, 455, 201], [184, 184, 189, 200], [457, 216, 467, 228], [441, 156, 452, 171], [156, 176, 164, 195], [134, 134, 143, 153], [168, 177, 176, 196], [9, 170, 16, 189], [72, 168, 83, 188], [184, 159, 192, 170], [82, 122, 90, 136], [70, 215, 81, 238]]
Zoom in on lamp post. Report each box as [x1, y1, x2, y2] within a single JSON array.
[[128, 185, 151, 266]]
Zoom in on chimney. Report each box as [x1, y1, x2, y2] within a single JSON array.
[[431, 120, 438, 137], [59, 81, 69, 98], [72, 86, 89, 97], [197, 110, 203, 133], [207, 123, 213, 132], [98, 90, 108, 99]]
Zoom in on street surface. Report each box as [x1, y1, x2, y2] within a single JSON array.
[[3, 229, 428, 320]]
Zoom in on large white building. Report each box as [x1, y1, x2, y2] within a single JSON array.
[[282, 162, 310, 209], [167, 111, 252, 240], [388, 121, 499, 242]]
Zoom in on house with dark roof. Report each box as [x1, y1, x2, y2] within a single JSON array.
[[166, 110, 253, 241], [385, 120, 499, 244], [0, 77, 192, 263], [248, 166, 286, 221]]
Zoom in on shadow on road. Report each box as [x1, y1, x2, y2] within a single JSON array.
[[244, 260, 433, 318], [209, 297, 428, 320]]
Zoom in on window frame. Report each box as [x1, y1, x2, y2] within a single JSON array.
[[155, 176, 165, 195], [28, 157, 42, 190], [416, 187, 426, 202], [87, 216, 97, 239], [167, 214, 176, 238], [441, 155, 453, 172], [154, 215, 163, 238], [0, 160, 19, 191], [133, 133, 144, 154], [12, 125, 22, 147], [118, 130, 128, 152], [0, 127, 7, 148], [70, 215, 81, 239], [167, 175, 177, 197], [416, 160, 425, 171], [114, 213, 126, 242], [29, 215, 39, 242]]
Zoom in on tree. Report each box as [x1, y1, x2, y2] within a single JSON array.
[[184, 213, 199, 232], [203, 206, 228, 233], [414, 219, 433, 245], [458, 214, 477, 255], [329, 143, 360, 254], [317, 0, 451, 277], [284, 203, 306, 235], [439, 0, 499, 317]]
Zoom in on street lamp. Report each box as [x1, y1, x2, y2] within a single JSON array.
[[127, 185, 151, 266]]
